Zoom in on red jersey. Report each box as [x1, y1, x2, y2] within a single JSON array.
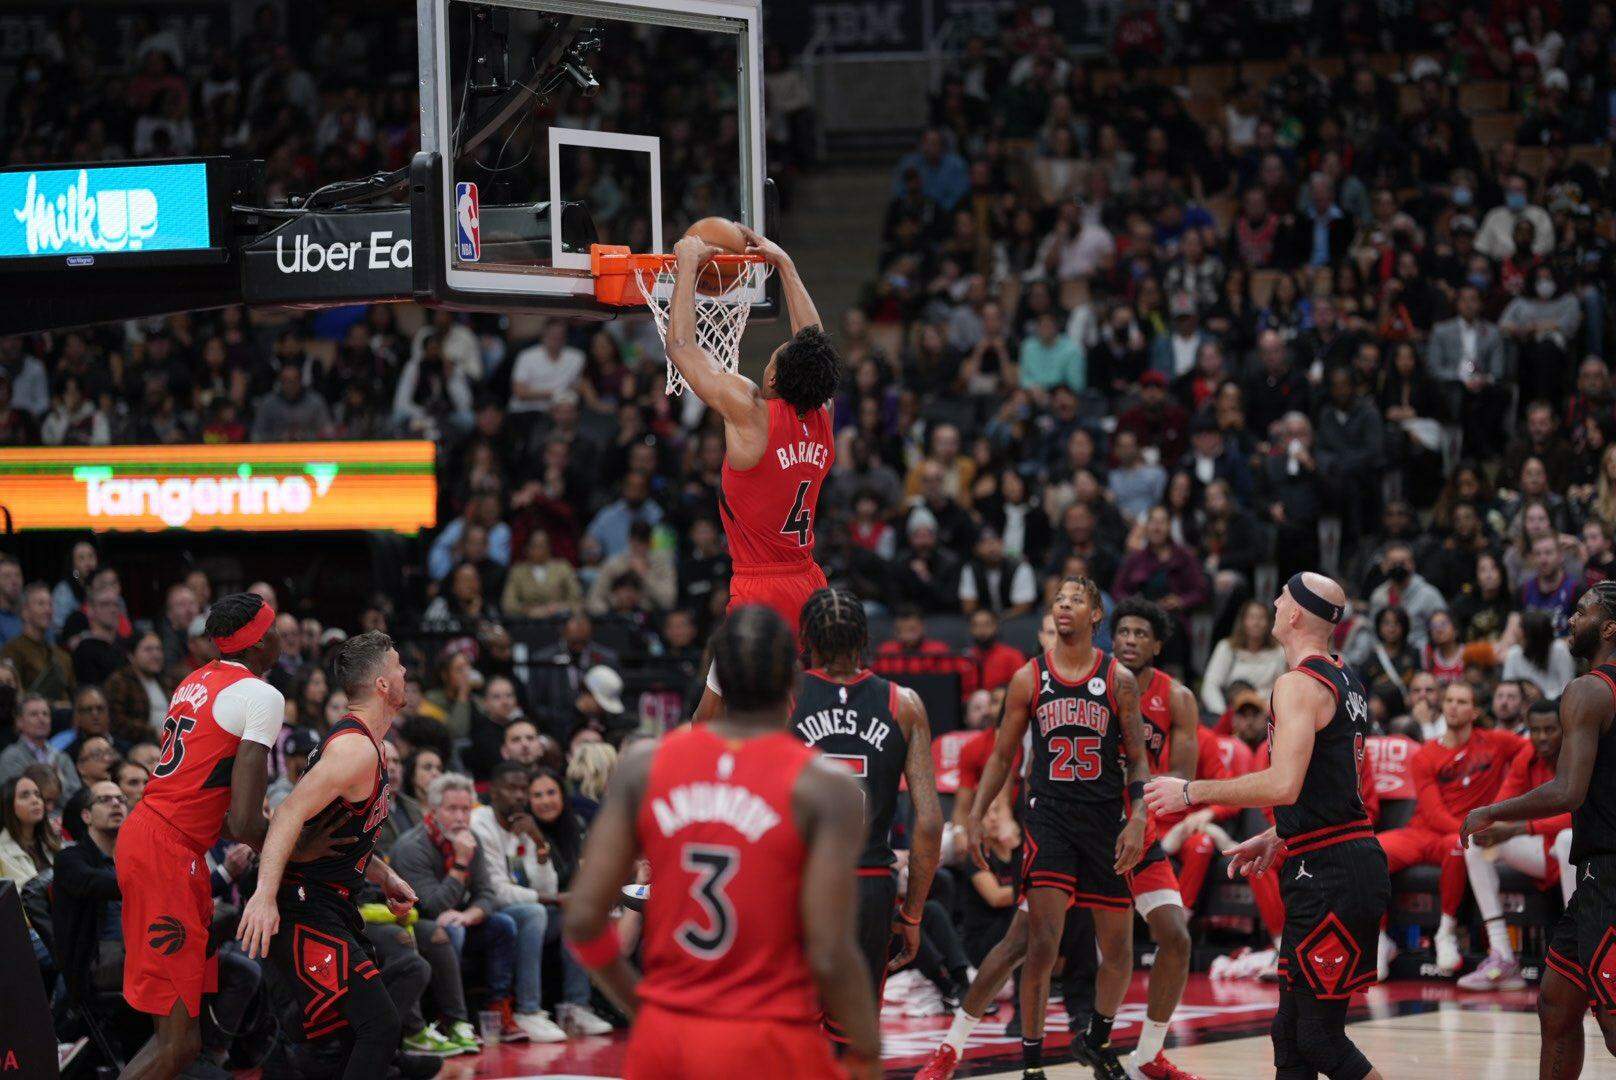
[[142, 660, 285, 850], [1409, 727, 1527, 833], [1137, 668, 1180, 776], [636, 723, 820, 1022], [1496, 743, 1571, 837], [719, 399, 834, 570], [932, 729, 979, 794]]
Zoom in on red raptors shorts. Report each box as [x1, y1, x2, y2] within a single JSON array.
[[727, 561, 828, 638], [117, 803, 217, 1017], [1127, 855, 1183, 917], [626, 1004, 847, 1079]]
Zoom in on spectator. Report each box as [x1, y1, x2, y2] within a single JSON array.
[[1520, 534, 1580, 633], [892, 128, 970, 212], [588, 520, 676, 614], [1256, 412, 1326, 580], [509, 321, 586, 416], [250, 362, 332, 442], [1200, 600, 1287, 713], [958, 527, 1038, 618], [0, 773, 57, 887], [73, 734, 118, 785], [1476, 173, 1554, 260], [501, 719, 546, 768], [1368, 543, 1449, 650], [51, 540, 97, 635], [70, 584, 126, 688], [157, 583, 200, 670], [528, 612, 619, 722], [52, 780, 126, 1000], [3, 584, 74, 707], [0, 557, 22, 646], [1501, 609, 1576, 700], [502, 530, 582, 618], [1117, 371, 1191, 465], [585, 471, 664, 559], [1108, 429, 1167, 524], [1315, 366, 1385, 544], [1502, 401, 1576, 497], [113, 759, 148, 808], [1500, 267, 1583, 406], [1245, 330, 1312, 438], [1113, 506, 1209, 663], [1018, 311, 1084, 395], [0, 693, 80, 797], [429, 494, 513, 583], [1150, 294, 1213, 379], [963, 609, 1026, 694], [528, 768, 586, 896], [893, 509, 964, 612], [104, 631, 172, 745]]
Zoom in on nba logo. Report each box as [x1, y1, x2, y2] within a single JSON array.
[[455, 181, 480, 261]]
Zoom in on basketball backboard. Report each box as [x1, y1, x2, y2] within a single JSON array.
[[412, 0, 768, 317]]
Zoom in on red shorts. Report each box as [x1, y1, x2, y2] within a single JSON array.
[[625, 1003, 846, 1079], [1377, 825, 1459, 873], [117, 803, 217, 1017], [727, 561, 828, 638]]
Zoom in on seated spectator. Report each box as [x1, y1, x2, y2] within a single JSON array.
[[104, 632, 172, 746], [584, 471, 664, 560], [3, 583, 76, 707], [0, 693, 81, 798], [501, 530, 581, 618], [251, 363, 331, 442], [566, 741, 617, 824], [958, 527, 1038, 619], [390, 773, 532, 1041], [377, 741, 424, 852], [1113, 506, 1208, 664], [1018, 311, 1084, 397], [113, 759, 148, 807], [0, 773, 57, 887], [1118, 372, 1190, 465], [587, 520, 676, 615], [528, 612, 619, 720], [1200, 600, 1287, 714], [422, 562, 500, 629], [1503, 401, 1576, 494], [471, 762, 611, 1039], [1108, 429, 1167, 524], [70, 584, 127, 687], [73, 735, 118, 786], [892, 510, 964, 613], [53, 781, 127, 1000], [501, 719, 546, 767], [1520, 533, 1580, 634], [528, 767, 586, 897], [962, 610, 1026, 695], [51, 685, 113, 756], [1427, 285, 1507, 455], [1502, 610, 1576, 699], [1352, 605, 1420, 699], [1367, 543, 1448, 650]]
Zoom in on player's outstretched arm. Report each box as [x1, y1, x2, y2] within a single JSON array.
[[1463, 674, 1608, 844], [667, 236, 767, 425], [795, 758, 881, 1077], [893, 687, 941, 969], [1147, 670, 1323, 814], [736, 224, 822, 334], [563, 740, 654, 1017], [236, 734, 374, 958], [967, 662, 1034, 869], [1114, 663, 1149, 873]]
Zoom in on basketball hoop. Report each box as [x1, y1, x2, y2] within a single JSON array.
[[591, 244, 772, 396]]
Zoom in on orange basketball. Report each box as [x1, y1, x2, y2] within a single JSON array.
[[684, 217, 749, 295]]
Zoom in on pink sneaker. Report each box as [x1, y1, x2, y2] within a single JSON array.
[[915, 1044, 960, 1080], [1456, 952, 1525, 991]]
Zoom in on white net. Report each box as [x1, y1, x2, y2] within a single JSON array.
[[634, 261, 773, 396]]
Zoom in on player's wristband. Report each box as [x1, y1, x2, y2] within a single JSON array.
[[1182, 781, 1196, 807], [568, 922, 621, 971], [896, 907, 922, 927], [1127, 780, 1145, 804]]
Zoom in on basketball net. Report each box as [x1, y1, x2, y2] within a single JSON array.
[[590, 245, 771, 396]]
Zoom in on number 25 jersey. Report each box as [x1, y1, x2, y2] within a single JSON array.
[[636, 723, 821, 1022], [1027, 650, 1123, 807], [719, 398, 834, 570]]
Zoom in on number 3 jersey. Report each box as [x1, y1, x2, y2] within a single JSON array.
[[636, 723, 821, 1023], [719, 398, 834, 570], [790, 669, 907, 872], [1027, 649, 1123, 807], [142, 659, 285, 850]]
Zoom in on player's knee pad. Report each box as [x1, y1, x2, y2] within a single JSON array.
[[1294, 997, 1372, 1080], [1271, 993, 1308, 1077]]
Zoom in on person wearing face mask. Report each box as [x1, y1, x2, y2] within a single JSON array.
[[1476, 172, 1554, 260], [1367, 543, 1448, 651], [1501, 266, 1583, 405]]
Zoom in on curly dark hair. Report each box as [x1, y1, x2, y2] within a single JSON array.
[[800, 587, 868, 667], [772, 325, 841, 414], [1111, 596, 1171, 644]]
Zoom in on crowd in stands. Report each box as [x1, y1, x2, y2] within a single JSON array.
[[1, 0, 1616, 1070]]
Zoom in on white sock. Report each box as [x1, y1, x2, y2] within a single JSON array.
[[1438, 914, 1458, 939], [943, 1011, 980, 1053], [1130, 1018, 1169, 1063], [1485, 918, 1515, 961]]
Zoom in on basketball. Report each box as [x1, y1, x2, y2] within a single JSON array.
[[684, 216, 749, 295]]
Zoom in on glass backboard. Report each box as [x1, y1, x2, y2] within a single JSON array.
[[414, 0, 766, 314]]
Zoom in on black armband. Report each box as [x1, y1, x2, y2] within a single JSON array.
[[1127, 780, 1145, 803]]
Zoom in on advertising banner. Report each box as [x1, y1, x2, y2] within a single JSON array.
[[0, 442, 436, 533], [0, 161, 213, 261]]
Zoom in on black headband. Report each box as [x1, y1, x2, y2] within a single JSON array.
[[1286, 573, 1344, 624]]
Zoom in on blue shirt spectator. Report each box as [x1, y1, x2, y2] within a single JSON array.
[[891, 129, 971, 212], [1018, 313, 1085, 393], [585, 472, 666, 560]]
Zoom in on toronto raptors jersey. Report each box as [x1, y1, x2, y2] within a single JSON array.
[[791, 669, 907, 871], [719, 398, 834, 570], [1027, 650, 1122, 807], [637, 723, 820, 1022], [142, 660, 284, 850], [1574, 664, 1616, 863], [1137, 668, 1177, 775], [286, 717, 391, 894], [1272, 655, 1373, 850]]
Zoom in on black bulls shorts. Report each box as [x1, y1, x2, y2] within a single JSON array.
[[825, 869, 897, 1044], [1547, 853, 1616, 1011], [1020, 796, 1130, 911], [268, 880, 386, 1041], [1277, 837, 1389, 1000]]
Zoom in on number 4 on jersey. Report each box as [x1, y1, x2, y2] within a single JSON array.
[[781, 480, 812, 545]]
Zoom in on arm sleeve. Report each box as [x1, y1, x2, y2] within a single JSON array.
[[213, 677, 285, 747]]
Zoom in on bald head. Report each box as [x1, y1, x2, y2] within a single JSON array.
[[1276, 571, 1347, 646]]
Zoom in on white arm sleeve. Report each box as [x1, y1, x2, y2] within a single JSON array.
[[212, 677, 286, 747]]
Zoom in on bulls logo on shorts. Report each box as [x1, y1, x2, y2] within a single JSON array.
[[1591, 927, 1616, 1011], [147, 915, 187, 956], [1297, 913, 1361, 997]]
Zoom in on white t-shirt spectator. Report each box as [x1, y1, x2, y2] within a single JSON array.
[[958, 562, 1038, 612], [508, 341, 586, 414], [1502, 640, 1576, 700], [1036, 221, 1115, 282]]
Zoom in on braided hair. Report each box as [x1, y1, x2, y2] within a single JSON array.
[[204, 592, 268, 658], [800, 587, 868, 668], [711, 605, 797, 713]]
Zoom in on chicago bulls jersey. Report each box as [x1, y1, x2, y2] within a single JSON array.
[[285, 717, 391, 894], [719, 399, 834, 570], [637, 723, 820, 1022], [1137, 668, 1177, 775], [791, 669, 907, 871], [1272, 655, 1373, 850], [1027, 650, 1122, 807], [142, 660, 284, 850], [1575, 663, 1616, 863]]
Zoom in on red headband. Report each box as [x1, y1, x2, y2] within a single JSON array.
[[214, 604, 275, 653]]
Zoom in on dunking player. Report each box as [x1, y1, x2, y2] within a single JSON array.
[[917, 598, 1200, 1080], [960, 577, 1148, 1079], [564, 606, 881, 1079], [236, 632, 419, 1078], [1146, 573, 1387, 1080], [117, 593, 286, 1080], [790, 587, 943, 1044], [662, 229, 841, 722], [1461, 582, 1616, 1077]]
